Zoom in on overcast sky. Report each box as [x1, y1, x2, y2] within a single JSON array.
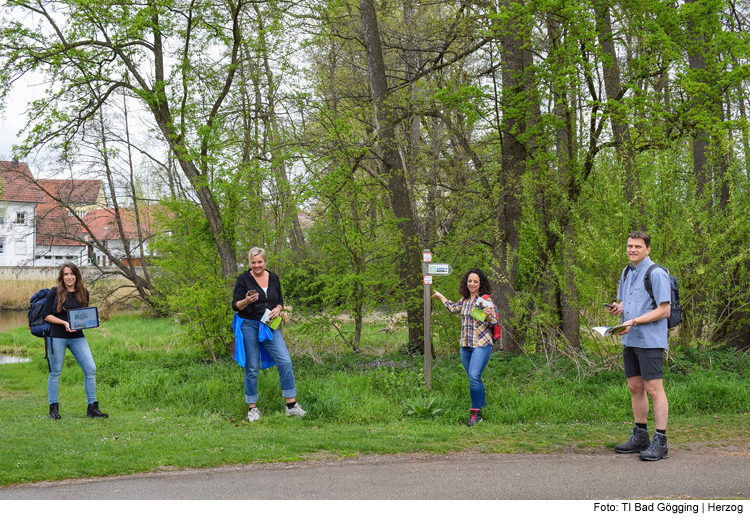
[[0, 77, 40, 164]]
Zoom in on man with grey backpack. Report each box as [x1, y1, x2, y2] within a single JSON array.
[[606, 231, 675, 461]]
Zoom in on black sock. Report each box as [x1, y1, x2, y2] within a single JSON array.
[[636, 423, 648, 431], [287, 402, 296, 409], [656, 428, 666, 435]]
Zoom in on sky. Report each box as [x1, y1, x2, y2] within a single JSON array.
[[0, 76, 41, 164]]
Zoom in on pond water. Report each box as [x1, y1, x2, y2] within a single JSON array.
[[0, 310, 28, 333], [0, 311, 33, 364], [0, 355, 31, 365]]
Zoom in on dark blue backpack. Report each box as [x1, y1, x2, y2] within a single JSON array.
[[28, 288, 51, 337], [623, 264, 683, 328]]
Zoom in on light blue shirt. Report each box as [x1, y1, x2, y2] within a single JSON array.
[[617, 256, 671, 349]]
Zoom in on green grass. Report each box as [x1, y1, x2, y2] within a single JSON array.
[[0, 315, 748, 485]]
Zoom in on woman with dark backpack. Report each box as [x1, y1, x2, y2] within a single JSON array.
[[432, 267, 498, 427], [41, 262, 108, 420]]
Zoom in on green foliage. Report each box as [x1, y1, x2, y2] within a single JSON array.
[[1, 316, 749, 485], [300, 155, 402, 350], [150, 200, 233, 359], [3, 0, 750, 364], [403, 397, 444, 419], [669, 345, 750, 376]]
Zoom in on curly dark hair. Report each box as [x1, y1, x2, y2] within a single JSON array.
[[458, 268, 492, 299]]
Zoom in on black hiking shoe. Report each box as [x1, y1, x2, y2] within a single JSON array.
[[614, 426, 650, 453], [49, 402, 61, 420], [640, 432, 669, 461], [87, 401, 109, 418], [467, 409, 482, 427]]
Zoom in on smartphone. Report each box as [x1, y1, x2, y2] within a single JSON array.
[[602, 302, 614, 309]]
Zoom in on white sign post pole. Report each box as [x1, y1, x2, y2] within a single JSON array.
[[423, 249, 432, 392]]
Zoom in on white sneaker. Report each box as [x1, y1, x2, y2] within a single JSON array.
[[247, 407, 261, 422], [285, 403, 306, 417]]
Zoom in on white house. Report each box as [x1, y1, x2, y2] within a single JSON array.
[[0, 160, 46, 266], [2, 159, 161, 269], [34, 179, 106, 267], [82, 207, 158, 267]]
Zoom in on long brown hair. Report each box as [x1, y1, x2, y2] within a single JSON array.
[[56, 262, 88, 312]]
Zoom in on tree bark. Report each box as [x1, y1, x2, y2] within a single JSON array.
[[360, 0, 425, 353], [594, 0, 645, 226], [492, 0, 528, 354]]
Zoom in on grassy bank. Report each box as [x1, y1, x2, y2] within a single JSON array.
[[0, 278, 141, 311], [0, 315, 748, 485], [0, 279, 54, 310]]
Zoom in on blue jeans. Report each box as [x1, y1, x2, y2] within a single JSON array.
[[241, 319, 297, 404], [460, 345, 492, 409], [47, 337, 97, 405]]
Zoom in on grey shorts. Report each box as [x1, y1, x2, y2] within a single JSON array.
[[623, 346, 664, 380]]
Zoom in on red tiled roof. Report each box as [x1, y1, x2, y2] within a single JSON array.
[[0, 161, 47, 203], [36, 179, 102, 205], [35, 201, 86, 247], [82, 208, 141, 241], [83, 206, 165, 243]]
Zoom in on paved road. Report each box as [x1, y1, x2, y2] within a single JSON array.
[[2, 444, 749, 500]]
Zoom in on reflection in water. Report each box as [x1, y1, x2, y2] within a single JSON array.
[[0, 355, 31, 365], [0, 310, 29, 333], [0, 311, 33, 365]]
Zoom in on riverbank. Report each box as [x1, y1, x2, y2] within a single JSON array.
[[1, 314, 748, 485], [0, 274, 144, 311]]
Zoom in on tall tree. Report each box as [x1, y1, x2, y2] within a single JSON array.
[[0, 0, 255, 280], [359, 0, 425, 352], [491, 0, 528, 354]]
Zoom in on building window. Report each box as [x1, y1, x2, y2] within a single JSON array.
[[16, 212, 25, 224], [0, 238, 4, 253], [44, 256, 51, 260], [15, 240, 27, 255]]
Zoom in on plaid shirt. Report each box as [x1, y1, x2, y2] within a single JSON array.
[[443, 296, 497, 348]]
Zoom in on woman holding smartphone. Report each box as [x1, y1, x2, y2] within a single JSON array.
[[42, 262, 108, 419], [432, 267, 497, 426], [232, 247, 305, 422]]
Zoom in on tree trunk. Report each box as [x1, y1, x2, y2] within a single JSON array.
[[360, 0, 424, 353], [594, 0, 645, 227], [492, 0, 528, 354], [149, 8, 238, 281]]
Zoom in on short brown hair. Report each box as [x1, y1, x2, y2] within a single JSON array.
[[628, 231, 650, 247]]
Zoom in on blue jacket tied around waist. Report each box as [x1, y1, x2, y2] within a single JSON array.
[[233, 313, 276, 369]]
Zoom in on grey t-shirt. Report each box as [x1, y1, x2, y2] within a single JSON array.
[[617, 256, 671, 349]]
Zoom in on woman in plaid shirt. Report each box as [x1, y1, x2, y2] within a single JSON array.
[[432, 268, 498, 426]]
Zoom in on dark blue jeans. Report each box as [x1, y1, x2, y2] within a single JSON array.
[[460, 345, 492, 409]]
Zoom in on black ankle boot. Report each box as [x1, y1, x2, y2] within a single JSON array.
[[49, 402, 61, 420], [86, 401, 109, 418]]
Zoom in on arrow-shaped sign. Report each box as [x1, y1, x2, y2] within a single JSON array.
[[427, 263, 453, 276]]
